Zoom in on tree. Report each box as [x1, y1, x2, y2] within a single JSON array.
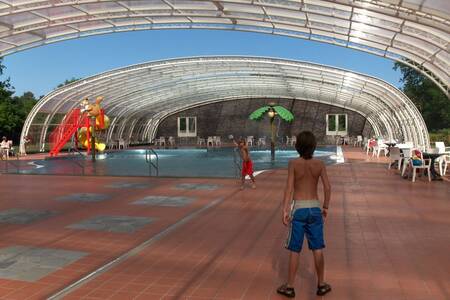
[[394, 62, 450, 132], [57, 77, 81, 88], [249, 102, 294, 161], [0, 59, 37, 142], [0, 59, 17, 139]]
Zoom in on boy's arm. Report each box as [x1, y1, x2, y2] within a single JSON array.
[[320, 162, 331, 217], [282, 161, 295, 225]]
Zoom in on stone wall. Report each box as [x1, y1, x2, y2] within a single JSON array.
[[156, 99, 372, 144]]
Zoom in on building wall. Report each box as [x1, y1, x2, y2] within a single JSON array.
[[156, 98, 372, 144]]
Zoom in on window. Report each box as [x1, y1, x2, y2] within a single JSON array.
[[327, 115, 336, 131], [177, 117, 197, 137], [326, 114, 347, 135]]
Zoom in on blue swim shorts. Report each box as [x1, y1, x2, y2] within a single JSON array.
[[285, 207, 325, 252]]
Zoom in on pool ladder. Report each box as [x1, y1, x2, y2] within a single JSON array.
[[145, 148, 159, 176]]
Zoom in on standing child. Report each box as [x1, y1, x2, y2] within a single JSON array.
[[277, 131, 332, 297], [237, 138, 256, 190]]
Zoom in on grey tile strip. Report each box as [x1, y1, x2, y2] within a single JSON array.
[[47, 194, 231, 300]]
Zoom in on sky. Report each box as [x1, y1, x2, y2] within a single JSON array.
[[2, 29, 402, 97]]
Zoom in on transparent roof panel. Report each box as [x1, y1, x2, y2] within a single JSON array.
[[0, 0, 447, 95]]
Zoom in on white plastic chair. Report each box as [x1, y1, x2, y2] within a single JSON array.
[[374, 139, 389, 157], [214, 136, 222, 147], [118, 138, 125, 149], [435, 142, 450, 153], [439, 154, 449, 176], [155, 137, 165, 148], [246, 136, 254, 147], [354, 135, 363, 147], [197, 137, 205, 147], [257, 137, 266, 147], [435, 142, 450, 176], [409, 149, 431, 182], [343, 136, 350, 145], [290, 136, 297, 146], [285, 136, 291, 146], [400, 148, 413, 176], [168, 136, 175, 147], [108, 140, 117, 149], [358, 135, 363, 146], [206, 136, 214, 147]]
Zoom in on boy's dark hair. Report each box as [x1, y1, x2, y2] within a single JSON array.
[[295, 131, 316, 159]]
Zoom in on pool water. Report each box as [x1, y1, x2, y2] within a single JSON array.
[[4, 146, 341, 178]]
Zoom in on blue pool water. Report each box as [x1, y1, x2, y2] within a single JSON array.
[[3, 146, 341, 178]]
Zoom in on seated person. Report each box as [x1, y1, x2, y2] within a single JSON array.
[[1, 136, 10, 159], [403, 149, 422, 179]]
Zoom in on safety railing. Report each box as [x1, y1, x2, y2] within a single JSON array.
[[145, 148, 159, 176]]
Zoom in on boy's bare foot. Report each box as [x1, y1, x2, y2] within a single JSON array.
[[252, 184, 256, 189], [240, 185, 244, 190]]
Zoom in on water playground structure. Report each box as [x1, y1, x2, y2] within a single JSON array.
[[49, 96, 110, 156]]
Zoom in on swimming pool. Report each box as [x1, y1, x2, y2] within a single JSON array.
[[2, 146, 342, 178]]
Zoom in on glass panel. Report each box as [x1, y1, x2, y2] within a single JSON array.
[[188, 117, 196, 133], [179, 117, 186, 132], [338, 114, 346, 131], [327, 115, 336, 131]]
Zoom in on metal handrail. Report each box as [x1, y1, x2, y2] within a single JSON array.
[[145, 148, 159, 176]]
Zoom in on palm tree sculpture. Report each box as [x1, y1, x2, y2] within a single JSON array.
[[249, 102, 294, 161]]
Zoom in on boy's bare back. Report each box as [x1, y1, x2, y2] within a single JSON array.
[[239, 143, 250, 162], [288, 158, 330, 202]]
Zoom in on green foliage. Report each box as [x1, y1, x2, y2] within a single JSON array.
[[0, 59, 37, 142], [429, 128, 450, 145], [394, 62, 450, 131], [273, 105, 294, 122], [249, 106, 270, 120], [249, 104, 294, 122], [57, 77, 81, 88]]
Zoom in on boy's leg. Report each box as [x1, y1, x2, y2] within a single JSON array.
[[249, 174, 256, 188], [287, 251, 300, 286], [240, 174, 245, 189], [312, 249, 325, 285]]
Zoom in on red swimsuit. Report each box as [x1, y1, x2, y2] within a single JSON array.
[[242, 160, 254, 176]]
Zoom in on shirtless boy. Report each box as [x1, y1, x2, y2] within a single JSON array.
[[237, 138, 256, 189], [277, 131, 331, 297]]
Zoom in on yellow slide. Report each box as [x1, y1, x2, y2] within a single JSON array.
[[77, 127, 106, 152]]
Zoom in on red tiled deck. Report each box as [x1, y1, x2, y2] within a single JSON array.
[[0, 147, 449, 300]]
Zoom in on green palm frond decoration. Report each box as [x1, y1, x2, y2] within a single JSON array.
[[249, 106, 270, 120], [274, 105, 294, 122]]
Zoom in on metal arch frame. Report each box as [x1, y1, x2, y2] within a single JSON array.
[[0, 0, 448, 96], [103, 76, 424, 144], [19, 56, 430, 152]]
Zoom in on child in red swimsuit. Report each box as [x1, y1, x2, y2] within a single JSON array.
[[237, 139, 256, 189]]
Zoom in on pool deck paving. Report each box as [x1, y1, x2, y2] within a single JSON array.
[[0, 146, 448, 299]]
